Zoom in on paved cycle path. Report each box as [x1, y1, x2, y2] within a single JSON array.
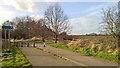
[[20, 47, 79, 66], [35, 43, 118, 66]]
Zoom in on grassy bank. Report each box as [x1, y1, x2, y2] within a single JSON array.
[[27, 40, 120, 63], [0, 44, 32, 68], [47, 42, 120, 62]]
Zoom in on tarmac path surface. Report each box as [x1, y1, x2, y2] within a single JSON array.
[[35, 43, 118, 66], [19, 43, 119, 67], [20, 47, 79, 66]]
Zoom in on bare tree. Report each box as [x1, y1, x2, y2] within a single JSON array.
[[118, 1, 120, 49], [101, 6, 120, 48], [44, 3, 71, 43], [2, 16, 54, 40], [13, 16, 34, 39]]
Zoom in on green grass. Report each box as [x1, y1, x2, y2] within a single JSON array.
[[1, 45, 32, 68]]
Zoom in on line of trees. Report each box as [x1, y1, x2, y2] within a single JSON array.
[[2, 3, 71, 43]]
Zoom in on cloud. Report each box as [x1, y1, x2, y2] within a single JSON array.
[[0, 0, 50, 25], [84, 2, 117, 16], [20, 0, 119, 2], [69, 2, 117, 35], [0, 11, 15, 26], [31, 15, 44, 21], [45, 0, 60, 2], [70, 15, 101, 35], [0, 0, 37, 12]]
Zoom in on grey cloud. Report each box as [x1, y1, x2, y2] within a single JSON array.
[[0, 0, 50, 13]]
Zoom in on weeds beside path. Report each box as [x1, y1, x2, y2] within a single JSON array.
[[0, 44, 32, 68]]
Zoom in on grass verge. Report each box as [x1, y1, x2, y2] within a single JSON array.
[[0, 44, 32, 68], [46, 42, 120, 63]]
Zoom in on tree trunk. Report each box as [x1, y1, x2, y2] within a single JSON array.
[[41, 32, 45, 42], [55, 35, 58, 43]]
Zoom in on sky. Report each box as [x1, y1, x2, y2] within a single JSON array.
[[0, 0, 119, 35]]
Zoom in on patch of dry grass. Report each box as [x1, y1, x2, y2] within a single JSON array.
[[67, 36, 119, 55]]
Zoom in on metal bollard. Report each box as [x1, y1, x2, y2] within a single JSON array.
[[33, 43, 35, 47], [27, 42, 29, 47], [21, 42, 23, 47], [25, 42, 26, 47]]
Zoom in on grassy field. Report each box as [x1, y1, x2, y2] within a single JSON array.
[[0, 44, 32, 68]]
